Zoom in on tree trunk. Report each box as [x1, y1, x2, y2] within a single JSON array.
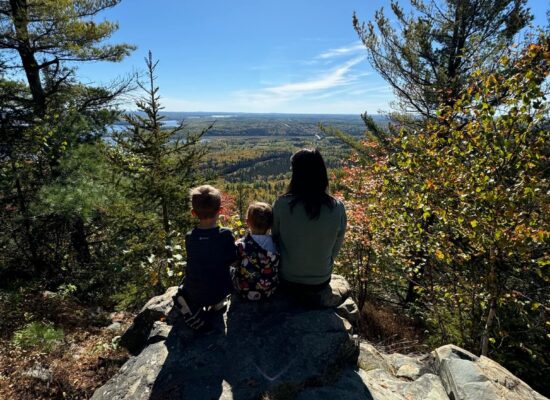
[[481, 296, 497, 356], [70, 217, 91, 265], [10, 157, 40, 273], [404, 259, 424, 305], [9, 0, 46, 115], [159, 197, 173, 294], [481, 260, 499, 356]]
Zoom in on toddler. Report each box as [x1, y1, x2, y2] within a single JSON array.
[[231, 202, 279, 300]]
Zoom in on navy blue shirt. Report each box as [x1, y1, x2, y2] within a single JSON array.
[[182, 226, 237, 306]]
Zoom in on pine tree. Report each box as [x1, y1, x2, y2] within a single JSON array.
[[0, 0, 134, 115], [110, 52, 211, 291], [353, 0, 532, 118], [0, 0, 133, 277]]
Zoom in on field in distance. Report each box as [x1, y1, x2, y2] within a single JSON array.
[[175, 112, 376, 204], [113, 112, 381, 204]]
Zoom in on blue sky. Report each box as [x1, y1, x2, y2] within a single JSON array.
[[78, 0, 548, 114]]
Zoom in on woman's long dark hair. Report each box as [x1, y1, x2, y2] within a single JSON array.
[[286, 148, 334, 219]]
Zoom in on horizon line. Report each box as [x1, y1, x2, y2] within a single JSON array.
[[125, 110, 387, 116]]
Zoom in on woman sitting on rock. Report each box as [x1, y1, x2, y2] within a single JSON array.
[[272, 148, 347, 306]]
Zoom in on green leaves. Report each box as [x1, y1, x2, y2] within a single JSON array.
[[338, 34, 549, 383], [0, 0, 135, 63], [12, 322, 64, 353]]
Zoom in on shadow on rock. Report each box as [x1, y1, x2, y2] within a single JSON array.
[[92, 275, 374, 400], [149, 291, 368, 399]]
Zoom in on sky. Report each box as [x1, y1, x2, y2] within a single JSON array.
[[77, 0, 549, 115]]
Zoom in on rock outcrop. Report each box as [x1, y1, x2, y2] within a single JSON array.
[[93, 275, 547, 400]]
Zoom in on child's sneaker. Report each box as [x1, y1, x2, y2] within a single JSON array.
[[173, 291, 208, 331]]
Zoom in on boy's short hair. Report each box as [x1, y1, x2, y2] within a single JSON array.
[[190, 185, 221, 219], [247, 202, 273, 232]]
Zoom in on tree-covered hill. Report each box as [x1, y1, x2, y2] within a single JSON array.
[[114, 111, 385, 137]]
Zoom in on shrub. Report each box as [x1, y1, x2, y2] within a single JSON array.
[[11, 321, 64, 352], [335, 34, 549, 392]]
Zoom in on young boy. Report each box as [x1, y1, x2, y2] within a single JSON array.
[[231, 202, 279, 301], [173, 185, 237, 330]]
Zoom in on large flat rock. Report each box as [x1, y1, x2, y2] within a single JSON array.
[[92, 279, 358, 400], [94, 277, 548, 400]]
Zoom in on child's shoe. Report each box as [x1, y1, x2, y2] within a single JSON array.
[[173, 291, 208, 331]]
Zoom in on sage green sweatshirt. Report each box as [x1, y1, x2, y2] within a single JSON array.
[[272, 195, 347, 285]]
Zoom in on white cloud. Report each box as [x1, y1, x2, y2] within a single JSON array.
[[156, 44, 393, 114], [317, 42, 365, 59], [233, 56, 367, 110], [265, 56, 365, 96]]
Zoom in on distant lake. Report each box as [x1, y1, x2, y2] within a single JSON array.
[[104, 120, 211, 145], [108, 119, 181, 132]]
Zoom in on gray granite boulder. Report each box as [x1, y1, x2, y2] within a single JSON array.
[[336, 296, 360, 324], [296, 363, 449, 400], [94, 277, 548, 400], [296, 368, 374, 400], [119, 286, 179, 355], [92, 275, 359, 400], [387, 353, 424, 380], [358, 342, 393, 373], [119, 275, 353, 356], [318, 274, 352, 307], [404, 373, 449, 400], [433, 344, 548, 400]]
